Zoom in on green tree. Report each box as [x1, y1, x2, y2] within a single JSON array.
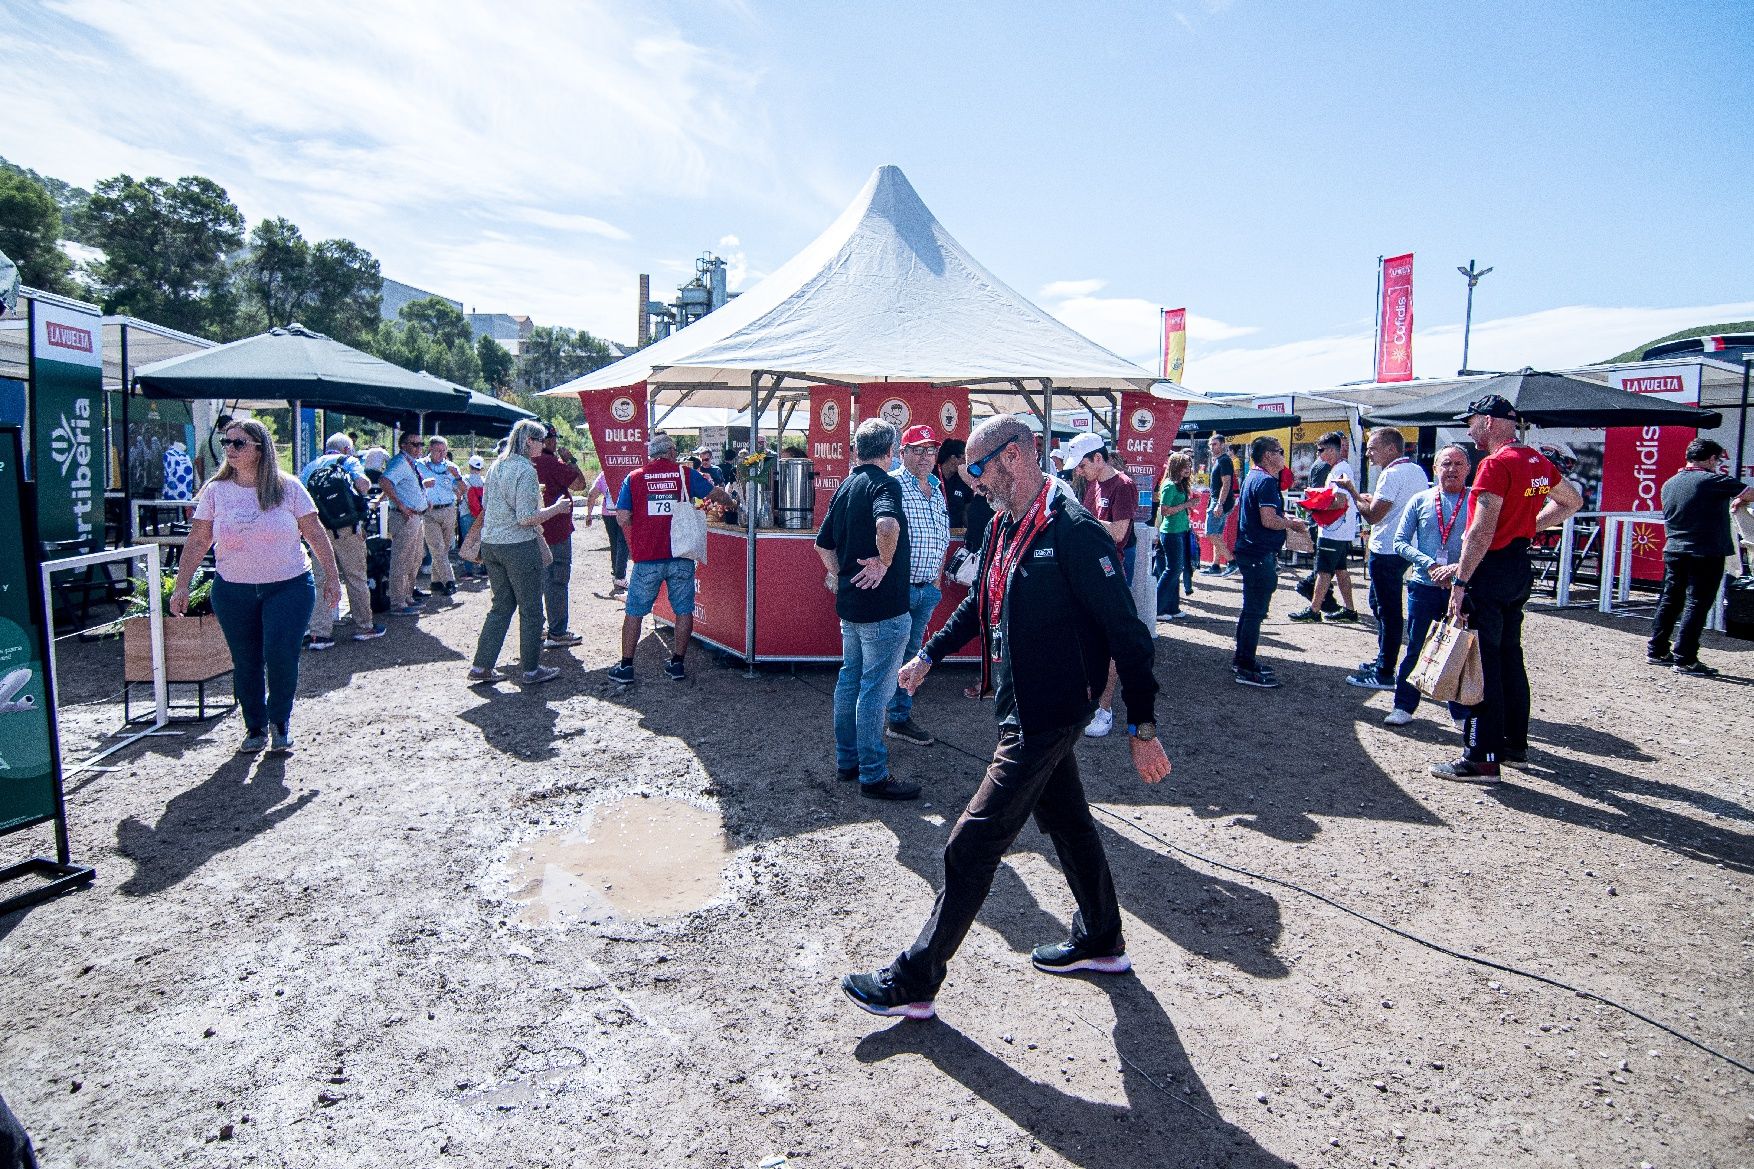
[[239, 218, 381, 345], [477, 335, 515, 394], [0, 156, 93, 243], [369, 295, 481, 388], [517, 324, 612, 392], [86, 174, 245, 338], [0, 170, 76, 294]]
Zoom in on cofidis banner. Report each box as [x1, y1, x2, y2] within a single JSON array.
[[30, 300, 104, 548], [0, 427, 57, 833], [1602, 364, 1701, 581], [1377, 254, 1414, 383]]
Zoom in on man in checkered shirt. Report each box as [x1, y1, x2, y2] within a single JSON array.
[[886, 424, 952, 746]]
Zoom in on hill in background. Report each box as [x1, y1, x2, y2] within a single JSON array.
[[1604, 321, 1754, 364]]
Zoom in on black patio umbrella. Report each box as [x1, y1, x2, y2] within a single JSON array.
[[414, 376, 538, 438], [133, 323, 472, 417], [1179, 400, 1304, 435], [1364, 367, 1723, 429]]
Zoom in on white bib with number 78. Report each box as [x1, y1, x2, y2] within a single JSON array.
[[647, 497, 677, 516]]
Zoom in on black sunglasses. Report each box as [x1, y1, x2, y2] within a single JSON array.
[[965, 435, 1022, 478], [220, 437, 257, 450]]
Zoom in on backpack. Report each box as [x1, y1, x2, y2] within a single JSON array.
[[308, 458, 367, 532]]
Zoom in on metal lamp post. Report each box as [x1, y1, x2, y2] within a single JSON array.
[[1457, 259, 1493, 375]]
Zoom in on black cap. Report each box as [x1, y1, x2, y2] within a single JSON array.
[[1456, 393, 1519, 422], [543, 424, 558, 439]]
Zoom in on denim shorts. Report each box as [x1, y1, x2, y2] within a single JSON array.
[[625, 557, 697, 617], [1204, 506, 1229, 536]]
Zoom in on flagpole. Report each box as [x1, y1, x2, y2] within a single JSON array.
[[1160, 308, 1168, 378], [1371, 255, 1383, 383]]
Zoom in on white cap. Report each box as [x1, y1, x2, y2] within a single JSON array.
[[1059, 432, 1105, 467], [468, 455, 485, 469]]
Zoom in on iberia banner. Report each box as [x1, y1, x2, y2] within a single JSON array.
[[1600, 364, 1701, 582], [1161, 308, 1187, 382], [577, 384, 648, 497], [1377, 254, 1414, 383], [807, 384, 853, 519], [29, 298, 104, 548]]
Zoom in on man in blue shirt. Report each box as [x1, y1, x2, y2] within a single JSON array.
[[417, 437, 465, 596], [1230, 436, 1304, 688], [1385, 444, 1471, 727], [378, 433, 432, 615]]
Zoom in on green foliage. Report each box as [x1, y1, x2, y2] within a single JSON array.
[[129, 569, 214, 618], [367, 296, 482, 388], [1604, 321, 1754, 364], [518, 324, 612, 393], [239, 217, 383, 345], [0, 170, 77, 294], [0, 155, 92, 242], [86, 174, 246, 338], [477, 335, 515, 394]]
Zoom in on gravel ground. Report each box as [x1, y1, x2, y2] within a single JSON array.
[[3, 534, 1751, 1168]]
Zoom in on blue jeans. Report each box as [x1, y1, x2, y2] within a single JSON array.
[[1367, 552, 1408, 679], [887, 582, 942, 725], [1395, 582, 1469, 719], [1183, 529, 1198, 588], [1155, 532, 1186, 615], [835, 612, 910, 784], [1231, 554, 1278, 671], [210, 573, 316, 734]]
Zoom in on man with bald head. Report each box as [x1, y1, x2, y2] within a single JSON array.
[[841, 415, 1171, 1021]]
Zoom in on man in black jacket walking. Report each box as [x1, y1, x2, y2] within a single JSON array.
[[841, 416, 1171, 1020]]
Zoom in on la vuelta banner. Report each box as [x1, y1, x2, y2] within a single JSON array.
[[1161, 308, 1187, 382], [1116, 391, 1188, 511], [1600, 364, 1701, 582], [576, 383, 648, 497], [1377, 253, 1414, 382], [29, 298, 104, 547], [807, 384, 853, 518], [856, 382, 971, 449]]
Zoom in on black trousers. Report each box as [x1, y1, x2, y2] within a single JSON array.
[[1367, 552, 1409, 678], [1462, 542, 1533, 764], [890, 723, 1121, 999], [1648, 553, 1725, 665]]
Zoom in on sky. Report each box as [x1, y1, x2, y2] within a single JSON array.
[[3, 0, 1750, 393]]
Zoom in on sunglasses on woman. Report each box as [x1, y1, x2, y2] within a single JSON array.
[[220, 437, 258, 450], [964, 435, 1022, 479]]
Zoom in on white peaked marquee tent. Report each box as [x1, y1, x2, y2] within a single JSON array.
[[548, 164, 1208, 429]]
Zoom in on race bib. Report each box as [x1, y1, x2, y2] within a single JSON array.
[[647, 498, 676, 516]]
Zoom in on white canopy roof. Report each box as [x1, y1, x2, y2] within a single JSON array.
[[549, 165, 1200, 406]]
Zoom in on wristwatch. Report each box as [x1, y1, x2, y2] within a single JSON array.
[[1127, 722, 1158, 741]]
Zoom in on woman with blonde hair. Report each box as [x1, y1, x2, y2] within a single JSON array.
[[171, 418, 343, 753], [1155, 450, 1196, 621], [469, 418, 572, 685]]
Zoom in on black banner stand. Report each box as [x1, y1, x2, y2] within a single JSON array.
[[0, 423, 95, 915]]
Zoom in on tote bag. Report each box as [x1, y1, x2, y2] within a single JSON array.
[[1409, 618, 1484, 706], [671, 498, 709, 564]]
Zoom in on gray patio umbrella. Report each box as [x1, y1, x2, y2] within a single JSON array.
[[134, 323, 472, 416], [1365, 367, 1723, 429]]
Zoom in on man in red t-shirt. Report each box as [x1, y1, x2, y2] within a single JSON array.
[[532, 426, 588, 647], [1432, 395, 1582, 783], [1063, 432, 1140, 738]]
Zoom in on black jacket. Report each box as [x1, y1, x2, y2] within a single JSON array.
[[923, 485, 1158, 733]]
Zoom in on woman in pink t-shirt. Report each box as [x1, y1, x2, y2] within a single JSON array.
[[170, 419, 342, 755]]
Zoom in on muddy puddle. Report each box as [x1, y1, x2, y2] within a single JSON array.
[[503, 796, 731, 926]]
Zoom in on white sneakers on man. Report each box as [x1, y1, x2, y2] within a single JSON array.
[[1084, 707, 1114, 737], [1383, 708, 1413, 727]]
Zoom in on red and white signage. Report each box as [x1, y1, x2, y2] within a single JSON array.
[[808, 384, 854, 517], [1116, 391, 1188, 504], [855, 382, 970, 448], [34, 310, 102, 368], [577, 384, 649, 497], [1600, 363, 1700, 581], [1377, 253, 1414, 383]]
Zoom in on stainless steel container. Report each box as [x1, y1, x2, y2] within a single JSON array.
[[773, 459, 814, 529]]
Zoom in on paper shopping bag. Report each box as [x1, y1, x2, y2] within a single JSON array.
[[1409, 618, 1479, 704]]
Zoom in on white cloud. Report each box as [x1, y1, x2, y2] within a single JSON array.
[[1184, 300, 1754, 395], [1036, 282, 1260, 367], [502, 209, 631, 241], [1039, 278, 1108, 299]]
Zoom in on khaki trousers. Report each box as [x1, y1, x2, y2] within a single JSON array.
[[423, 504, 458, 585], [388, 508, 427, 606], [309, 527, 376, 638]]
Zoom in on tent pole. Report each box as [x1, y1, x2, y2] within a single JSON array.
[[291, 399, 302, 474], [744, 374, 764, 675], [119, 323, 131, 542], [1737, 355, 1751, 482], [1041, 379, 1055, 470]]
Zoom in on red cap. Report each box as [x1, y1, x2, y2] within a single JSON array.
[[900, 424, 938, 448]]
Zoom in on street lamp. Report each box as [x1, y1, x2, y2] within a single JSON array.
[[1457, 259, 1493, 375]]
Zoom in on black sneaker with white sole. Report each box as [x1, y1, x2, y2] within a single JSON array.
[[1234, 668, 1281, 689], [884, 719, 934, 745], [1031, 938, 1132, 976], [1673, 660, 1719, 678], [840, 970, 935, 1020], [859, 776, 921, 801], [1430, 758, 1501, 783]]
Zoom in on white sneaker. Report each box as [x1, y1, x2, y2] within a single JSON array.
[[1084, 707, 1113, 738], [1383, 708, 1413, 727]]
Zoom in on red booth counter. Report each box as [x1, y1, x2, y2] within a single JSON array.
[[654, 524, 979, 664]]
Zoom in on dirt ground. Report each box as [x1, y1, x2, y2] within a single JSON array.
[[3, 530, 1751, 1169]]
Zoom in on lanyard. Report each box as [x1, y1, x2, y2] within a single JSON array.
[[1434, 492, 1463, 545], [983, 481, 1052, 628]]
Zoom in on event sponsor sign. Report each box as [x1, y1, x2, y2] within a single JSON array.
[[577, 384, 649, 497], [855, 383, 971, 451], [808, 385, 853, 517], [1161, 308, 1187, 382], [1377, 253, 1414, 382], [1117, 391, 1188, 515], [0, 428, 57, 833], [1601, 364, 1701, 581], [29, 300, 104, 548]]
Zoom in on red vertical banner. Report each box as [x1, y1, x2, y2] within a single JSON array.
[[1377, 253, 1414, 382], [1117, 391, 1188, 511], [576, 383, 648, 497], [1600, 366, 1701, 582], [855, 382, 971, 447], [808, 384, 853, 518], [1161, 307, 1187, 382]]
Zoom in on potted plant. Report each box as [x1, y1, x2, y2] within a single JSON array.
[[120, 569, 233, 683]]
